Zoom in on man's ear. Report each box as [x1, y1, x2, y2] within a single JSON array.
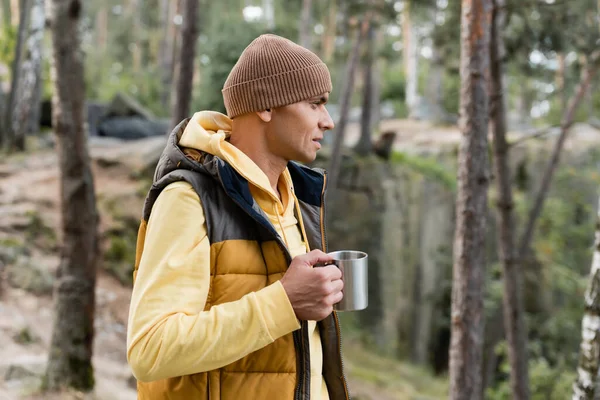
[[256, 109, 272, 122]]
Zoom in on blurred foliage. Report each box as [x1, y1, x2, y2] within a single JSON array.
[[390, 151, 456, 191], [0, 24, 16, 67], [193, 20, 267, 113]]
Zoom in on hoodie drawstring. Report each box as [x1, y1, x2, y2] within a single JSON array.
[[293, 195, 312, 254], [274, 193, 311, 255], [274, 202, 292, 250]]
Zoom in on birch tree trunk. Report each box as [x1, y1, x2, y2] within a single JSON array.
[[490, 0, 529, 398], [170, 0, 199, 129], [299, 0, 311, 49], [449, 0, 492, 398], [3, 0, 30, 151], [44, 0, 99, 390], [13, 0, 45, 148], [573, 196, 600, 399]]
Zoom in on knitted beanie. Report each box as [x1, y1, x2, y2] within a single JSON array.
[[222, 34, 332, 118]]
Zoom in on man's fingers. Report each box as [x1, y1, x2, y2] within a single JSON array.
[[303, 249, 334, 266], [320, 265, 342, 280]]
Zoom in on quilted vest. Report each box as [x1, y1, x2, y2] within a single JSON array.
[[134, 121, 349, 400]]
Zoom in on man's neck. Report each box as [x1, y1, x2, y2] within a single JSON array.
[[229, 135, 287, 198]]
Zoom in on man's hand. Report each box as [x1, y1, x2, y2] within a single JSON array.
[[279, 250, 344, 321]]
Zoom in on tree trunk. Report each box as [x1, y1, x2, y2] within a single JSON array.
[[327, 14, 372, 191], [170, 0, 199, 129], [44, 0, 99, 391], [403, 1, 418, 114], [449, 0, 492, 398], [557, 52, 567, 112], [127, 0, 142, 74], [10, 0, 18, 24], [95, 7, 107, 51], [158, 0, 174, 110], [355, 23, 375, 157], [518, 50, 600, 258], [169, 0, 183, 117], [3, 0, 30, 151], [572, 196, 600, 399], [490, 0, 529, 398], [1, 0, 10, 26], [322, 0, 336, 63], [428, 4, 444, 122], [263, 0, 274, 29], [13, 0, 45, 148], [299, 0, 311, 49]]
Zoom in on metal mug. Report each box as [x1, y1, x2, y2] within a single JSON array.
[[328, 250, 368, 312]]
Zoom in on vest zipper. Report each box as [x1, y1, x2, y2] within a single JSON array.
[[207, 373, 210, 399], [294, 321, 309, 400], [215, 166, 310, 400], [321, 171, 350, 399]]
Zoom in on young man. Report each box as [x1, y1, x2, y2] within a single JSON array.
[[127, 34, 349, 400]]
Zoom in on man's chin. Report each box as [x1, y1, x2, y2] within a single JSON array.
[[295, 152, 317, 164]]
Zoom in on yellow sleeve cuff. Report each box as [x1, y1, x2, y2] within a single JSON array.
[[254, 281, 301, 341]]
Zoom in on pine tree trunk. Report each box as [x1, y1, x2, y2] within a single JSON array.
[[327, 15, 371, 191], [169, 0, 183, 116], [44, 0, 99, 391], [13, 0, 45, 148], [490, 1, 529, 398], [557, 52, 567, 112], [3, 0, 30, 151], [322, 0, 336, 63], [170, 0, 199, 129], [95, 7, 107, 51], [573, 196, 600, 399], [518, 50, 600, 258], [449, 0, 492, 398], [355, 24, 375, 157], [158, 0, 174, 109], [299, 0, 311, 49]]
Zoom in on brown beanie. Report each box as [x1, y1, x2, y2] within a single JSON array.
[[222, 34, 332, 118]]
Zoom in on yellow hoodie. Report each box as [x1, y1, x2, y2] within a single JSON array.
[[127, 111, 329, 399]]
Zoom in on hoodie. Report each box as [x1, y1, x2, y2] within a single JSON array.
[[127, 111, 329, 399]]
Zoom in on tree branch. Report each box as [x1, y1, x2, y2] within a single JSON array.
[[508, 126, 559, 148], [518, 49, 600, 257]]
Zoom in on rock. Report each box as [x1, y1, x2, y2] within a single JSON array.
[[97, 117, 170, 140], [3, 355, 46, 381], [6, 256, 55, 296]]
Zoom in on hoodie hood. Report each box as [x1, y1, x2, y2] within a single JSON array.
[[155, 111, 311, 255]]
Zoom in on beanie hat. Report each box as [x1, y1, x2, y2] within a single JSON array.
[[222, 34, 332, 118]]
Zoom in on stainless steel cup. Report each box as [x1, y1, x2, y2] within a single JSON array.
[[329, 250, 368, 312]]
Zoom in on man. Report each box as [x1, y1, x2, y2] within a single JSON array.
[[127, 34, 349, 400]]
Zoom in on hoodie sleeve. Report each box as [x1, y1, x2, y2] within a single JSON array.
[[127, 181, 300, 382]]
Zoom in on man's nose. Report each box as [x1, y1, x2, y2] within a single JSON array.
[[320, 108, 335, 131]]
